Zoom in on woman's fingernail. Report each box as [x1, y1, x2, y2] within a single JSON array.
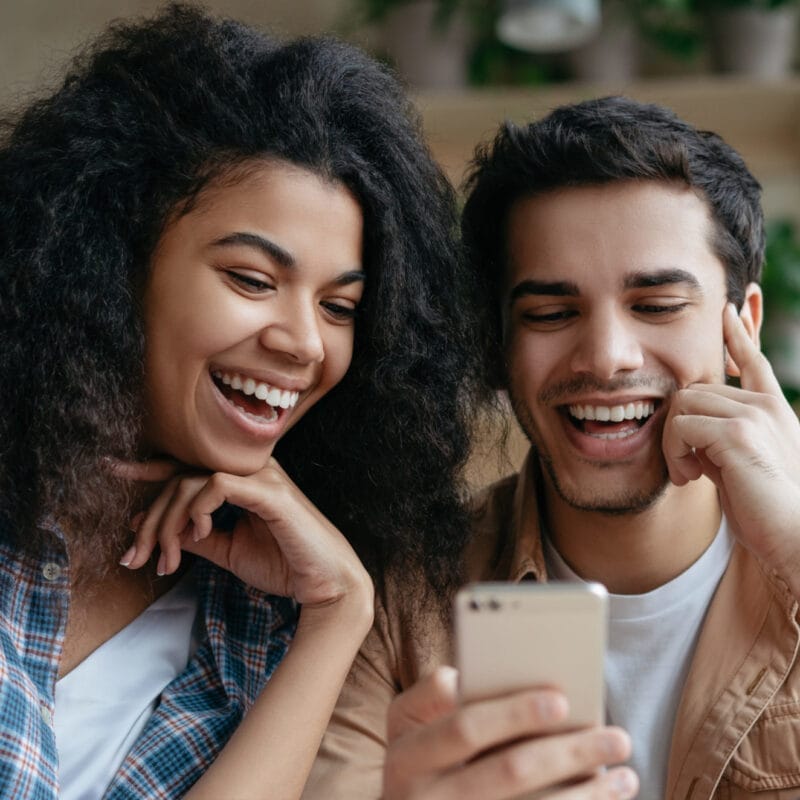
[[119, 546, 136, 567], [156, 553, 167, 576], [130, 512, 144, 532]]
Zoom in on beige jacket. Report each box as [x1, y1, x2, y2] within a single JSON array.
[[304, 451, 800, 800]]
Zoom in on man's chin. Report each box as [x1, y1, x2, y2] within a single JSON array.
[[543, 458, 670, 516]]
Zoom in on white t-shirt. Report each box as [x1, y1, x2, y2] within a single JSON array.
[[545, 520, 733, 798], [54, 571, 199, 800]]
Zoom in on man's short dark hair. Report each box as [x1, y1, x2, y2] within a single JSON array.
[[462, 96, 765, 373]]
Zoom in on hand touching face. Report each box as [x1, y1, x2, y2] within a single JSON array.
[[663, 300, 800, 597]]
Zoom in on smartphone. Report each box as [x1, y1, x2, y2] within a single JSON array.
[[454, 581, 608, 729]]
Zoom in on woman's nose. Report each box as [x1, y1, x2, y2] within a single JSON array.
[[259, 298, 324, 364]]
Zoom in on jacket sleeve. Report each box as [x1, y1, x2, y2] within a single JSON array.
[[302, 598, 401, 800]]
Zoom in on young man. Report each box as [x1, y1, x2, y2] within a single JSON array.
[[304, 97, 800, 800]]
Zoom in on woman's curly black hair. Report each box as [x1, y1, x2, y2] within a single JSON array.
[[0, 4, 487, 601]]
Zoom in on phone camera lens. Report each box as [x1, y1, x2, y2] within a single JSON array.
[[469, 599, 480, 611], [488, 598, 501, 611]]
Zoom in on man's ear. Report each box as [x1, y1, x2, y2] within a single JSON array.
[[725, 283, 762, 377]]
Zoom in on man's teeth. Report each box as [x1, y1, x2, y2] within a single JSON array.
[[213, 371, 300, 410], [568, 401, 656, 422]]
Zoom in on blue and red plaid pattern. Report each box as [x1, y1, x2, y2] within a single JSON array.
[[0, 525, 297, 799]]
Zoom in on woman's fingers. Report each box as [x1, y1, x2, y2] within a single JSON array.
[[122, 477, 180, 569], [117, 460, 369, 605], [121, 474, 207, 574]]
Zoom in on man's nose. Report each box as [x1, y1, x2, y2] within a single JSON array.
[[569, 310, 644, 379]]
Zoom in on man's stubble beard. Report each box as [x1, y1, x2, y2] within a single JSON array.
[[508, 390, 670, 516]]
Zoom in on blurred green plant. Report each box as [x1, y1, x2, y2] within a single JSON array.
[[692, 0, 797, 10], [761, 219, 800, 403], [762, 220, 800, 314], [633, 0, 702, 58], [350, 0, 479, 29], [349, 0, 700, 82]]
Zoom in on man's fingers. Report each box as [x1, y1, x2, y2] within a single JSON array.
[[406, 727, 634, 800], [389, 686, 570, 778], [724, 303, 781, 396], [387, 668, 459, 739]]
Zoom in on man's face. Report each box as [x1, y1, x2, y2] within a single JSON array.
[[503, 180, 731, 514]]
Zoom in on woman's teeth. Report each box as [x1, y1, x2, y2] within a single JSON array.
[[568, 401, 655, 422], [213, 371, 300, 410]]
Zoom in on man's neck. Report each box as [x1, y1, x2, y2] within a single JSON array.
[[543, 477, 722, 594]]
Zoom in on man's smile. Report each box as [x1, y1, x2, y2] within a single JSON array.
[[566, 400, 658, 441]]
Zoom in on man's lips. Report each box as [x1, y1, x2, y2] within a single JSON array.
[[567, 399, 657, 423], [558, 398, 663, 452]]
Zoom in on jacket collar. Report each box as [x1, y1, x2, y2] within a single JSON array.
[[466, 449, 547, 584]]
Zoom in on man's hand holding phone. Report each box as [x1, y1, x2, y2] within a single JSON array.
[[382, 667, 637, 800]]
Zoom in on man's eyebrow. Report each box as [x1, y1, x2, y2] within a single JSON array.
[[210, 232, 294, 268], [623, 269, 702, 291], [509, 279, 580, 305]]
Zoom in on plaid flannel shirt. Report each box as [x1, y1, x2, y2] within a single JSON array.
[[0, 525, 297, 799]]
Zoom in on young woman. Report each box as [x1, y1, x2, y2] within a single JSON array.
[[0, 5, 481, 798]]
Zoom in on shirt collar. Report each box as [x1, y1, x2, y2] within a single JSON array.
[[507, 449, 547, 582]]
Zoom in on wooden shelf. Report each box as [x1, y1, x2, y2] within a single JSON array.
[[414, 76, 800, 222]]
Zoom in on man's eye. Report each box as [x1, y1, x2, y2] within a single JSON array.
[[322, 301, 357, 321], [226, 271, 273, 292], [633, 303, 689, 315]]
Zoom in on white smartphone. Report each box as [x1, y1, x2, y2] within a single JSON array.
[[454, 581, 608, 729]]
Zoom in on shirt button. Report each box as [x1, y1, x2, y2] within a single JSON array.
[[40, 704, 54, 727], [42, 563, 62, 581]]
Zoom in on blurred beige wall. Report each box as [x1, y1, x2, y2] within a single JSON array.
[[0, 1, 353, 106]]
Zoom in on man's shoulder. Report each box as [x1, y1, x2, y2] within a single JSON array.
[[468, 472, 520, 548]]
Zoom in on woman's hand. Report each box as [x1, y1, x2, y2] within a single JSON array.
[[116, 458, 372, 610]]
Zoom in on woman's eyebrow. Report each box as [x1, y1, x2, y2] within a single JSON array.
[[210, 232, 294, 268], [334, 271, 366, 286], [509, 279, 580, 307], [210, 233, 364, 282]]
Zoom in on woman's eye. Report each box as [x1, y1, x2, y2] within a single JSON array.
[[321, 300, 357, 321], [226, 270, 274, 293], [522, 309, 577, 325]]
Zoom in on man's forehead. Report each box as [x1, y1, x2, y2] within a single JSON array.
[[502, 182, 721, 295]]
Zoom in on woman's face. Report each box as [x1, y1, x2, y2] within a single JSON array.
[[141, 161, 365, 475]]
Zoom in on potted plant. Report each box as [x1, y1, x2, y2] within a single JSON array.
[[761, 219, 800, 402], [349, 0, 481, 88], [567, 0, 700, 81], [692, 0, 798, 77]]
